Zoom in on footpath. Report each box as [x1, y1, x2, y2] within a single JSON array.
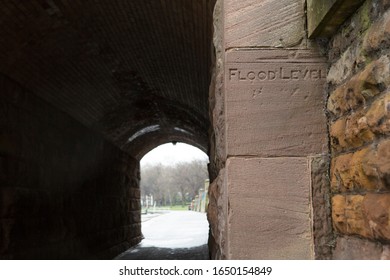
[[115, 211, 209, 260]]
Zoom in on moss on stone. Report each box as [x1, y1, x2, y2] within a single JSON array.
[[359, 0, 373, 32]]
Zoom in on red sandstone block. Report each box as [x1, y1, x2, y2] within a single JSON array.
[[332, 194, 370, 238], [227, 157, 312, 259], [225, 49, 327, 157], [330, 91, 390, 152], [332, 193, 390, 241], [327, 56, 390, 118], [330, 139, 390, 192], [363, 193, 390, 240], [363, 9, 390, 52], [332, 194, 347, 233], [333, 236, 388, 260], [224, 0, 305, 48]]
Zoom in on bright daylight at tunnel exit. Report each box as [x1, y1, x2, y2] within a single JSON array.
[[116, 143, 210, 260]]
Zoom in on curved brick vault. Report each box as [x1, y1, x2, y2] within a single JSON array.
[[0, 0, 214, 259], [0, 0, 213, 157]]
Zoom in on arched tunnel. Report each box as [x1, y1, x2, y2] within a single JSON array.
[[0, 0, 215, 259]]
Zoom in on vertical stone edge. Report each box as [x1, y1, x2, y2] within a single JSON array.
[[208, 0, 227, 260], [207, 168, 228, 259], [310, 156, 334, 259]]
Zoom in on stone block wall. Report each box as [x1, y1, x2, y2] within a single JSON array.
[[0, 74, 142, 259], [208, 0, 330, 259], [326, 0, 390, 259], [208, 0, 227, 260]]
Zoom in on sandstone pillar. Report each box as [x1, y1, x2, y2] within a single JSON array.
[[209, 0, 328, 259]]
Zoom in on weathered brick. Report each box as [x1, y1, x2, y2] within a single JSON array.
[[0, 218, 13, 256], [330, 112, 374, 152], [362, 193, 390, 240], [329, 117, 348, 151], [333, 236, 388, 260], [328, 56, 390, 118], [327, 0, 373, 63], [0, 78, 142, 259], [327, 46, 359, 86], [345, 195, 370, 237], [332, 194, 347, 233], [332, 194, 369, 238], [332, 193, 390, 241], [331, 139, 390, 192], [128, 199, 141, 211], [361, 140, 390, 190], [331, 149, 376, 192], [366, 93, 390, 135], [326, 0, 390, 260], [127, 187, 141, 199], [330, 92, 390, 152], [363, 9, 390, 52]]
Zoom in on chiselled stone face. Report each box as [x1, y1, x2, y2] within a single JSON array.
[[225, 49, 328, 157], [227, 157, 313, 259]]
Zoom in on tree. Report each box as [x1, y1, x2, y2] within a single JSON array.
[[171, 160, 208, 205], [140, 159, 208, 207]]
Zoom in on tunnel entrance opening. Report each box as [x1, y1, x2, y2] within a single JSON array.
[[116, 143, 211, 260], [0, 0, 216, 260]]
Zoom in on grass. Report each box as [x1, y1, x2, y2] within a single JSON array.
[[141, 204, 189, 213], [169, 205, 189, 211]]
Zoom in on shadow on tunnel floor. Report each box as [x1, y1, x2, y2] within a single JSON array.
[[115, 244, 209, 260]]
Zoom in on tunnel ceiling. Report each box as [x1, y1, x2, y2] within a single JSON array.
[[0, 0, 214, 158]]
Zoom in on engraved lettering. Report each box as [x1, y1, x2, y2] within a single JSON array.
[[291, 70, 299, 80], [228, 67, 326, 82], [319, 69, 326, 79], [229, 68, 238, 80], [268, 71, 276, 80], [258, 71, 267, 80], [310, 69, 319, 80], [247, 71, 256, 80], [239, 71, 246, 81], [280, 67, 290, 80], [252, 87, 263, 98], [303, 69, 310, 80]]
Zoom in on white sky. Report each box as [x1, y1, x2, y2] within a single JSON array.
[[140, 143, 209, 166]]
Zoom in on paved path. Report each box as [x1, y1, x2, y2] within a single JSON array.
[[115, 211, 209, 260]]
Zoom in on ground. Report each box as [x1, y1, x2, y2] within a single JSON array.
[[115, 211, 209, 260]]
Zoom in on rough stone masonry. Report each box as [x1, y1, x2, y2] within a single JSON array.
[[327, 0, 390, 260]]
